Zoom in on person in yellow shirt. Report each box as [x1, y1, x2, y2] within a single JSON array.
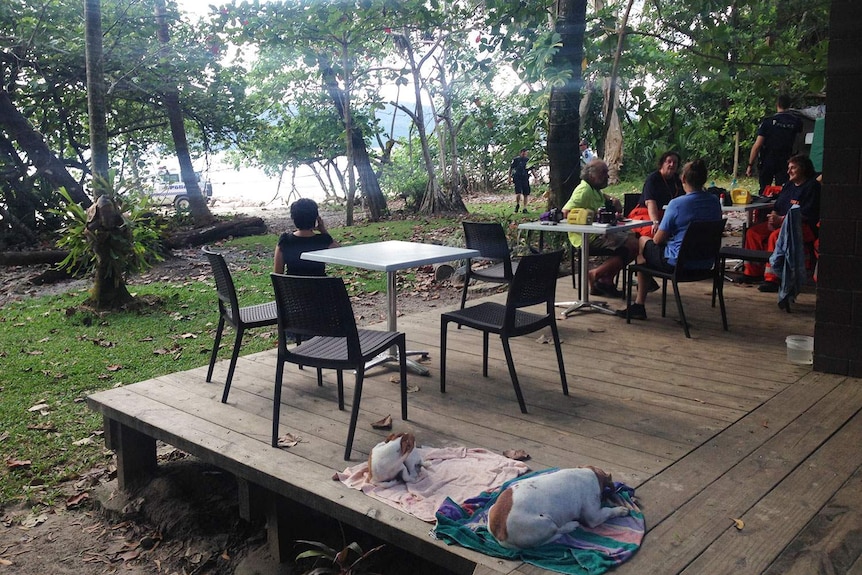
[[562, 160, 638, 298]]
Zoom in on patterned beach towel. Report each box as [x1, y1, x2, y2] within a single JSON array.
[[336, 446, 530, 522], [434, 469, 645, 575]]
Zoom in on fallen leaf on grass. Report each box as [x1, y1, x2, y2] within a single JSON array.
[[276, 433, 302, 448], [371, 415, 392, 430], [731, 518, 744, 530], [73, 436, 94, 446], [503, 449, 530, 461], [20, 513, 47, 528], [66, 492, 89, 508], [106, 364, 122, 372], [27, 422, 57, 432], [28, 403, 50, 412], [119, 549, 141, 562], [6, 457, 32, 469]]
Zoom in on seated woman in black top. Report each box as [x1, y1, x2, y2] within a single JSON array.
[[273, 198, 339, 276], [627, 151, 684, 238]]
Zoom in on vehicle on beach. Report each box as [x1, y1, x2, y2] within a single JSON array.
[[149, 169, 213, 210]]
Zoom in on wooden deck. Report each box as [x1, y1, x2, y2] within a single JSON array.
[[88, 277, 862, 575]]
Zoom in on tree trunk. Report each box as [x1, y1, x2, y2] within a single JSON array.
[[318, 56, 386, 224], [84, 0, 109, 196], [0, 91, 91, 208], [547, 0, 588, 209], [84, 0, 133, 310], [0, 250, 69, 266], [600, 0, 634, 184], [602, 78, 624, 184], [163, 216, 267, 249], [154, 0, 214, 226]]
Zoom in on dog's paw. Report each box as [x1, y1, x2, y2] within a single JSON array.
[[611, 506, 630, 518]]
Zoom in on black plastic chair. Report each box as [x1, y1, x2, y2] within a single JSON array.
[[624, 220, 728, 338], [203, 247, 278, 403], [461, 221, 519, 308], [623, 193, 641, 217], [271, 273, 407, 460], [440, 250, 568, 413]]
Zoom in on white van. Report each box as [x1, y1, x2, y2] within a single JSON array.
[[150, 170, 213, 210]]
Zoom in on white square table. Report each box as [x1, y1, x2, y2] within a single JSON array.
[[301, 240, 480, 375], [518, 220, 651, 316]]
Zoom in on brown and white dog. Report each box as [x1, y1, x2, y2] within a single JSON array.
[[367, 433, 424, 487], [487, 466, 630, 549]]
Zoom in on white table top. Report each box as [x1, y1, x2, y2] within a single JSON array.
[[518, 219, 652, 235], [721, 200, 774, 212], [300, 240, 480, 272]]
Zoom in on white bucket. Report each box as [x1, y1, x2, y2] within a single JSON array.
[[786, 335, 814, 365]]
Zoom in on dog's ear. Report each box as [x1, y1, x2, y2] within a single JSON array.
[[399, 433, 415, 454], [585, 466, 614, 491], [384, 433, 401, 442]]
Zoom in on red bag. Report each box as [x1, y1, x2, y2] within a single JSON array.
[[762, 184, 782, 198]]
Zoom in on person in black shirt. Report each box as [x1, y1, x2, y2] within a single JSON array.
[[274, 198, 338, 276], [509, 148, 531, 213], [746, 95, 803, 194]]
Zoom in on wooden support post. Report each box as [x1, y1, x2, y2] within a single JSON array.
[[108, 418, 157, 491]]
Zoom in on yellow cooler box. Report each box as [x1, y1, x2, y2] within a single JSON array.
[[731, 188, 752, 204], [567, 208, 594, 225]]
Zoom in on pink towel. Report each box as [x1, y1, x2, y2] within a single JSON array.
[[336, 446, 530, 522]]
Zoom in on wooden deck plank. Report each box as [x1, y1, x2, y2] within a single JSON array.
[[681, 405, 862, 574], [613, 372, 862, 574], [761, 462, 862, 575]]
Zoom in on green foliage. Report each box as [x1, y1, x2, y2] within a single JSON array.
[[53, 189, 166, 285], [295, 540, 384, 575]]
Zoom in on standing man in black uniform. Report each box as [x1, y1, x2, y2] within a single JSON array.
[[746, 94, 803, 194], [510, 148, 531, 213]]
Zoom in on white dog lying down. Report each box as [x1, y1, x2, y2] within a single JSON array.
[[487, 466, 630, 549], [367, 433, 425, 487]]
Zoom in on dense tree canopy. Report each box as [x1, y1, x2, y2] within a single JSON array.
[[1, 0, 829, 244]]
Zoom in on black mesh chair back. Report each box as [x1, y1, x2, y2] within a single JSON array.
[[441, 250, 567, 413], [625, 219, 728, 338], [202, 247, 278, 403], [623, 193, 641, 217], [461, 221, 519, 308], [271, 273, 407, 460]]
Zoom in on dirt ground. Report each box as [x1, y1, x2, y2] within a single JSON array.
[[0, 201, 478, 575]]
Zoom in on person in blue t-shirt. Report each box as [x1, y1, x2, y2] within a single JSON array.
[[274, 198, 339, 276], [616, 159, 723, 320]]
